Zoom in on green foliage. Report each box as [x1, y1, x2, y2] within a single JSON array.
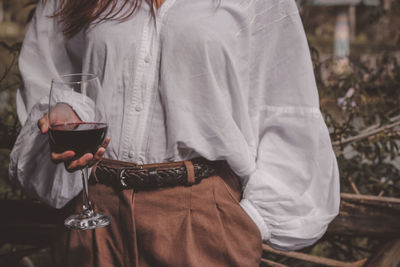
[[0, 0, 34, 200], [0, 41, 22, 200], [315, 53, 400, 197]]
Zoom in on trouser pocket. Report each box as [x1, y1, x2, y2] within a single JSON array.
[[211, 172, 263, 266]]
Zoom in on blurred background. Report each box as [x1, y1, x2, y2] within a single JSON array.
[[0, 0, 399, 266]]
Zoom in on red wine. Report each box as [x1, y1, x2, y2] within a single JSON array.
[[49, 122, 108, 157]]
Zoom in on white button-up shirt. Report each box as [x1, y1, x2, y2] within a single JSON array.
[[9, 0, 340, 251]]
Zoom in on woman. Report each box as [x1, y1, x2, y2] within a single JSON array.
[[9, 0, 340, 266]]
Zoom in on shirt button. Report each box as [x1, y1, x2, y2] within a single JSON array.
[[128, 150, 135, 158], [144, 55, 151, 63], [135, 104, 143, 112]]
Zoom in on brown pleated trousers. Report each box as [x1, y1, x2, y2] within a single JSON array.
[[53, 163, 262, 267]]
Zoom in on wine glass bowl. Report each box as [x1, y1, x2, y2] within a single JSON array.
[[49, 73, 112, 230]]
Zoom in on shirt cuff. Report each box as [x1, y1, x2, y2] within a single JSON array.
[[52, 90, 95, 122], [240, 198, 271, 241]]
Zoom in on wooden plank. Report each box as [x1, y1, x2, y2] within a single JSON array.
[[365, 239, 400, 267], [306, 0, 379, 6], [340, 193, 400, 211], [263, 244, 368, 267], [260, 258, 289, 267], [0, 247, 45, 263], [327, 199, 400, 237], [0, 200, 59, 245], [0, 200, 59, 224], [0, 224, 56, 245]]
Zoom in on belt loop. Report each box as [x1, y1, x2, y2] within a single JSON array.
[[184, 160, 195, 185]]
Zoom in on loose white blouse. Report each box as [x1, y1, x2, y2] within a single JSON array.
[[9, 0, 340, 251]]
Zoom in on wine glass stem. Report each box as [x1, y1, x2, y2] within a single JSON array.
[[81, 166, 93, 213]]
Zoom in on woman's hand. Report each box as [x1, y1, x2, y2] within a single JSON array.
[[38, 104, 110, 172]]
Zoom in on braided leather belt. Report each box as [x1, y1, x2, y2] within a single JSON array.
[[92, 158, 222, 190]]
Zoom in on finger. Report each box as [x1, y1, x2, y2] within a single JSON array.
[[51, 151, 75, 163], [38, 114, 49, 134], [89, 138, 110, 166], [102, 137, 110, 148], [66, 153, 94, 172], [41, 124, 49, 134], [93, 147, 106, 162]]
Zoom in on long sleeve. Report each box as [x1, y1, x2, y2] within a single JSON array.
[[9, 0, 82, 208], [239, 0, 340, 251]]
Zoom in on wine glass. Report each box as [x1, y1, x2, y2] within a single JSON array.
[[48, 73, 112, 230]]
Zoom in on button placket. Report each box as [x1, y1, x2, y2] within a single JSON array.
[[120, 0, 176, 162], [119, 14, 151, 160], [127, 15, 157, 161], [138, 1, 176, 163], [132, 19, 152, 112], [133, 21, 158, 163]]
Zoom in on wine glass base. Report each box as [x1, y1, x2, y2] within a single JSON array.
[[64, 211, 112, 230]]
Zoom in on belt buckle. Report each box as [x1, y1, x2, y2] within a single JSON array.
[[117, 166, 143, 189]]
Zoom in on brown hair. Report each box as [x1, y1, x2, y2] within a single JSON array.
[[46, 0, 151, 38]]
